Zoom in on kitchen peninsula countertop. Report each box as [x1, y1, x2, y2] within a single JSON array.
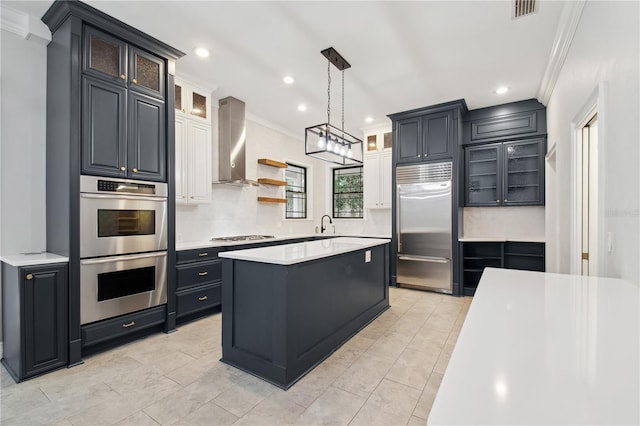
[[219, 237, 390, 265], [0, 252, 69, 267], [176, 233, 391, 251], [428, 267, 639, 425]]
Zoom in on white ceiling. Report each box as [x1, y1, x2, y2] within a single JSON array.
[[5, 1, 566, 139]]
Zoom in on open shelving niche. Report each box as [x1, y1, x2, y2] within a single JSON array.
[[257, 158, 288, 203]]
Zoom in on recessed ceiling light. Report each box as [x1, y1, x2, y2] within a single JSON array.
[[495, 86, 509, 95], [365, 116, 374, 123], [283, 76, 295, 84], [297, 104, 307, 112], [194, 47, 210, 58]]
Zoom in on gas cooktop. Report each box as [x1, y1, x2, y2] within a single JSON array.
[[210, 235, 275, 242]]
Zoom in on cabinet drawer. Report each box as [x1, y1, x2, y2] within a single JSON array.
[[177, 260, 221, 289], [177, 283, 221, 318], [82, 305, 166, 347], [177, 247, 221, 264]]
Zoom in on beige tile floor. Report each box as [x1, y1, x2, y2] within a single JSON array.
[[0, 287, 471, 426]]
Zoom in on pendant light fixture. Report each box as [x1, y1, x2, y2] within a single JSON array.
[[305, 47, 363, 165]]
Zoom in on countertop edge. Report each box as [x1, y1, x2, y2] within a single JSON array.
[[219, 237, 391, 265], [1, 253, 70, 267]]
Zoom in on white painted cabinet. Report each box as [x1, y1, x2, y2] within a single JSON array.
[[363, 126, 392, 209], [364, 150, 392, 209], [175, 103, 212, 205]]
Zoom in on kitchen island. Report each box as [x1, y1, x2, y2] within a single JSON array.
[[428, 267, 639, 425], [219, 237, 390, 389]]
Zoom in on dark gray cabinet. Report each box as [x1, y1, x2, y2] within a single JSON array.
[[396, 110, 453, 164], [1, 263, 68, 382], [81, 25, 166, 181], [465, 138, 545, 206], [176, 249, 223, 320], [461, 241, 544, 295]]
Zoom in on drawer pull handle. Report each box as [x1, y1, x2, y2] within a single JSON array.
[[26, 274, 34, 280], [198, 271, 208, 276], [198, 296, 208, 301], [198, 253, 208, 257], [122, 321, 136, 328]]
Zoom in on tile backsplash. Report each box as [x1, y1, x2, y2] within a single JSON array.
[[462, 206, 545, 241]]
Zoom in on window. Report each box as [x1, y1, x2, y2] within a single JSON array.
[[333, 166, 363, 218], [285, 163, 307, 219]]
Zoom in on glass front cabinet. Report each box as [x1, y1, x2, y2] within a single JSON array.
[[465, 138, 545, 206]]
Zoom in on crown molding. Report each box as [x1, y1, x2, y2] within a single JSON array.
[[245, 111, 303, 142], [537, 0, 586, 105], [0, 4, 51, 45]]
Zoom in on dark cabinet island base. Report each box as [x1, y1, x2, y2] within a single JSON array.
[[220, 243, 389, 389]]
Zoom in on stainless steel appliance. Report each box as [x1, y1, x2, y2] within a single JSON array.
[[80, 251, 167, 324], [396, 162, 453, 293], [80, 175, 168, 258], [79, 175, 168, 324]]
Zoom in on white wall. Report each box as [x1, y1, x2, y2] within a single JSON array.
[[0, 30, 48, 255], [545, 1, 639, 283], [176, 114, 392, 242], [463, 207, 545, 241]]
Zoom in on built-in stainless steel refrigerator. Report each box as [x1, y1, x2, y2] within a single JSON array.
[[396, 162, 452, 293]]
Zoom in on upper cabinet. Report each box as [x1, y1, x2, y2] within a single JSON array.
[[83, 26, 165, 100], [175, 79, 212, 205], [363, 126, 392, 209], [175, 82, 210, 122], [81, 26, 167, 181], [462, 100, 547, 207], [390, 101, 466, 165], [465, 139, 545, 206], [462, 99, 546, 146]]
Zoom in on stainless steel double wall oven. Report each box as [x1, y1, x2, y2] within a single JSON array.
[[79, 175, 168, 324]]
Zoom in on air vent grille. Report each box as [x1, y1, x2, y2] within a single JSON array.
[[396, 162, 452, 184], [513, 0, 537, 19]]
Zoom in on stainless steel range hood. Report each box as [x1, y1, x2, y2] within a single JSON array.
[[214, 96, 258, 186]]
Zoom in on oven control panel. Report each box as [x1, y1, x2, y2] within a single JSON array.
[[97, 179, 156, 195]]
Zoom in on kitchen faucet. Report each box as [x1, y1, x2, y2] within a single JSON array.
[[320, 214, 333, 233]]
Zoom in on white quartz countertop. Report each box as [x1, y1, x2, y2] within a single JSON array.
[[428, 268, 639, 425], [218, 237, 390, 265], [176, 233, 391, 251], [458, 236, 546, 242], [0, 252, 69, 267]]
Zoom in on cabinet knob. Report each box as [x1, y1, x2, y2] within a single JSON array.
[[417, 155, 421, 158], [198, 296, 208, 301], [122, 321, 135, 328], [132, 78, 138, 84], [182, 109, 186, 113], [120, 166, 126, 171], [496, 200, 500, 203], [120, 74, 126, 80], [132, 168, 138, 173], [190, 196, 194, 199], [504, 199, 509, 203], [25, 273, 33, 280]]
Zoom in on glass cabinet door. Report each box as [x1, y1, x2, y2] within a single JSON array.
[[191, 90, 207, 119], [366, 134, 378, 152], [84, 26, 127, 85], [175, 84, 184, 113], [503, 139, 544, 205], [466, 143, 501, 206], [129, 47, 165, 99]]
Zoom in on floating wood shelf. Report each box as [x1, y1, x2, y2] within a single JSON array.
[[257, 197, 287, 204], [257, 158, 287, 168], [258, 178, 287, 186]]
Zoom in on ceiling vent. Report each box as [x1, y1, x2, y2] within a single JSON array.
[[513, 0, 537, 19]]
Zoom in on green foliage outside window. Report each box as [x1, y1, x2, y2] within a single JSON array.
[[333, 167, 363, 218]]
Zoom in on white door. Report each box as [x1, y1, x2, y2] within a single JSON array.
[[380, 151, 392, 208], [188, 121, 212, 203], [363, 153, 381, 208], [580, 114, 598, 276], [175, 116, 187, 203]]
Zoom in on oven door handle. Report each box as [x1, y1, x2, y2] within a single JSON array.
[[80, 193, 167, 202], [80, 251, 167, 265]]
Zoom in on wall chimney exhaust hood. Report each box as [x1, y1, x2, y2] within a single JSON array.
[[214, 96, 258, 186]]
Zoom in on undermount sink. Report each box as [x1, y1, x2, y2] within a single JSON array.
[[210, 235, 275, 242]]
